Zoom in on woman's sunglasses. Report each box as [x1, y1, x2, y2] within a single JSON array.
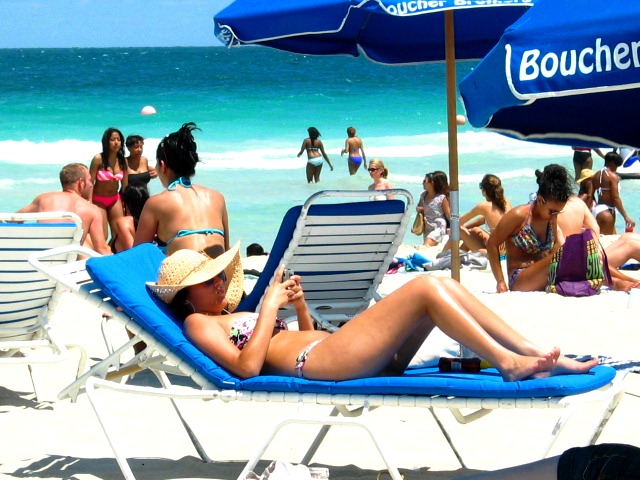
[[203, 271, 227, 286], [368, 168, 379, 172]]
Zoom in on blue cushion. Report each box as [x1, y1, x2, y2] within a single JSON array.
[[86, 243, 616, 398]]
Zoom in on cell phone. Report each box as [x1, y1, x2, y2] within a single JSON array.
[[281, 267, 294, 283]]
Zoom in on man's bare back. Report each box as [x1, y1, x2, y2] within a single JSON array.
[[17, 163, 111, 255]]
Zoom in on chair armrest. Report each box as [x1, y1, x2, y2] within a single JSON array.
[[29, 245, 102, 291]]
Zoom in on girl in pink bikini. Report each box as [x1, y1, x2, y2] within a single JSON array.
[[90, 127, 127, 242]]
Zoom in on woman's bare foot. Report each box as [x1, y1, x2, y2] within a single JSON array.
[[498, 348, 559, 382], [612, 277, 640, 291], [532, 352, 599, 378]]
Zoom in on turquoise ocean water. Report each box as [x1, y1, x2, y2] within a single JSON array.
[[2, 47, 639, 249]]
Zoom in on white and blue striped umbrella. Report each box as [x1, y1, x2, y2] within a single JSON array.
[[460, 0, 640, 149]]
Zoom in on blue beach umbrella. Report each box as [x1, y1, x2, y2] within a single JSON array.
[[214, 0, 535, 280], [460, 0, 640, 150]]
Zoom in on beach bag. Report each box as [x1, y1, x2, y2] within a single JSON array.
[[411, 214, 425, 235], [547, 230, 612, 297]]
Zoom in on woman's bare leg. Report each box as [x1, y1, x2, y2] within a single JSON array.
[[510, 255, 555, 292], [316, 276, 558, 381], [436, 277, 599, 376], [605, 232, 640, 268]]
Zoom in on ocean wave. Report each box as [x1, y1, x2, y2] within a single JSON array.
[[0, 131, 570, 170]]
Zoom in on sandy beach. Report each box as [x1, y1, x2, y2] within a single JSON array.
[[1, 242, 640, 480]]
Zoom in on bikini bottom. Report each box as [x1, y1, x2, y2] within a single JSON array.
[[294, 339, 323, 378], [93, 193, 120, 209]]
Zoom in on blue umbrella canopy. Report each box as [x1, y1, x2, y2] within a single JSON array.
[[460, 0, 640, 149], [215, 0, 533, 64], [214, 0, 535, 280]]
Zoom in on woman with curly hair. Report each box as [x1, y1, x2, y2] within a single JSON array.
[[134, 122, 229, 258], [488, 164, 573, 293]]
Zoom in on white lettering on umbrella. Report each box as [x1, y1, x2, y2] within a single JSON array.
[[385, 1, 445, 15], [518, 38, 640, 82]]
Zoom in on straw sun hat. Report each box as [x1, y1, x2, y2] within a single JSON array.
[[147, 242, 244, 312], [576, 168, 595, 184]]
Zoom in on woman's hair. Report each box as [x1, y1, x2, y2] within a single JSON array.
[[307, 127, 320, 147], [100, 127, 126, 172], [125, 134, 144, 148], [157, 122, 201, 178], [369, 158, 389, 178], [480, 174, 508, 213], [169, 288, 194, 320], [605, 151, 623, 167], [431, 170, 449, 196], [535, 164, 573, 202], [121, 183, 150, 227]]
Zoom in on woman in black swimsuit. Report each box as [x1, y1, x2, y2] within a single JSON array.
[[125, 135, 157, 190]]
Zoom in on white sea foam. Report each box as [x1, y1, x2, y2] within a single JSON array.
[[1, 130, 569, 169]]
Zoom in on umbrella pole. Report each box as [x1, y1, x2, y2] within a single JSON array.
[[445, 10, 461, 282]]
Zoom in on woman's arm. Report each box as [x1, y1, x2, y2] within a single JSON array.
[[610, 176, 635, 228], [133, 198, 160, 246], [297, 139, 307, 157], [318, 141, 333, 170], [460, 203, 485, 228], [487, 208, 522, 293], [89, 155, 101, 200], [186, 266, 296, 378], [442, 196, 451, 221]]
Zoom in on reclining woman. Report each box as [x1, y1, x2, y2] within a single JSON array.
[[134, 122, 229, 258], [487, 164, 571, 293], [148, 243, 597, 382]]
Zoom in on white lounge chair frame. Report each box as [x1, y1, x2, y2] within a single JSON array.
[[0, 211, 88, 400]]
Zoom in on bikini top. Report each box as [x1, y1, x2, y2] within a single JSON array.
[[96, 170, 124, 182], [595, 167, 620, 199], [155, 176, 225, 252], [228, 312, 288, 350], [510, 203, 555, 255]]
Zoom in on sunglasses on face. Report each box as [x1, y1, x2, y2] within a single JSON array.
[[203, 272, 227, 286], [539, 197, 562, 216], [368, 168, 379, 172]]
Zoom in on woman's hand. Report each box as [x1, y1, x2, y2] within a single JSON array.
[[286, 274, 306, 308], [496, 279, 508, 293], [262, 265, 295, 309]]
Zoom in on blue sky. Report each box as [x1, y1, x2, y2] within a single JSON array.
[[0, 0, 235, 48]]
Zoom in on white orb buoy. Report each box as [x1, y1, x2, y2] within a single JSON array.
[[141, 105, 157, 115], [456, 114, 467, 126]]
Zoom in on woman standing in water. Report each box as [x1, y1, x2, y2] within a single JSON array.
[[297, 127, 333, 183]]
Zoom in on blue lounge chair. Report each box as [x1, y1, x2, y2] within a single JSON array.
[[60, 243, 621, 478]]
